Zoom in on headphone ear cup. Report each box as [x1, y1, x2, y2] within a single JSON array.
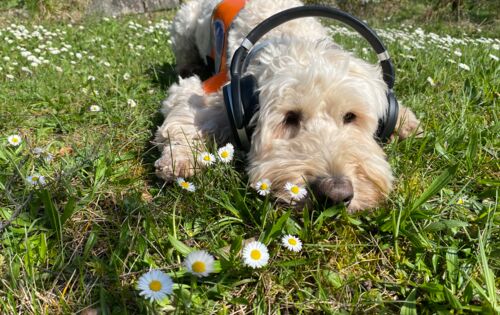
[[239, 75, 260, 125], [376, 91, 399, 142], [223, 83, 242, 147]]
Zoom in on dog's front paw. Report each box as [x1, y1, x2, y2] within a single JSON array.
[[154, 144, 195, 182], [396, 105, 423, 139]]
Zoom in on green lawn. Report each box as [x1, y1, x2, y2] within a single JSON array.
[[0, 8, 498, 315]]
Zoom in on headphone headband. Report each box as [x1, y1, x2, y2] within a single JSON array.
[[229, 5, 396, 129]]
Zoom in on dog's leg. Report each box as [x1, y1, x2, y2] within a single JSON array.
[[154, 76, 229, 181], [395, 105, 422, 139]]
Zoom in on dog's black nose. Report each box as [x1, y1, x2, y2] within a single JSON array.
[[312, 176, 354, 206]]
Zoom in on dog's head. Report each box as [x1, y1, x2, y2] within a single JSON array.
[[246, 38, 393, 211]]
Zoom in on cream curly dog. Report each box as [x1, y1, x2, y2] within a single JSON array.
[[154, 0, 420, 211]]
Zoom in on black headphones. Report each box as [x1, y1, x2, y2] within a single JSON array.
[[222, 5, 399, 151]]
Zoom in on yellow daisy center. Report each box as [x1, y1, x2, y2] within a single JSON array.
[[220, 151, 229, 158], [288, 238, 297, 246], [32, 176, 39, 182], [250, 249, 261, 260], [149, 280, 162, 292], [290, 186, 300, 194], [203, 155, 211, 161], [12, 138, 19, 143], [192, 261, 206, 273], [457, 198, 464, 205], [260, 183, 268, 190], [180, 182, 189, 188]]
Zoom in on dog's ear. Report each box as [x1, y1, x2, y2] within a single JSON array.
[[394, 105, 423, 139]]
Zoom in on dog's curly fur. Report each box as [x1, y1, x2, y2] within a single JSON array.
[[154, 0, 421, 211]]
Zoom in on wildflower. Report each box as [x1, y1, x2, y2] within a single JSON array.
[[127, 99, 137, 107], [87, 75, 96, 81], [7, 134, 22, 146], [489, 54, 498, 61], [458, 63, 470, 71], [44, 153, 54, 163], [123, 73, 130, 80], [6, 74, 14, 80], [456, 196, 467, 205], [281, 235, 302, 252], [32, 147, 44, 156], [284, 182, 307, 200], [3, 56, 10, 61], [453, 49, 462, 57], [184, 250, 215, 277], [426, 77, 436, 87], [75, 52, 83, 59], [26, 173, 46, 186], [255, 179, 271, 196], [217, 143, 234, 163], [176, 177, 196, 192], [89, 105, 101, 112], [242, 241, 269, 269], [198, 152, 215, 166], [137, 270, 173, 302]]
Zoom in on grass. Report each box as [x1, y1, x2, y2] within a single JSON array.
[[0, 6, 499, 315]]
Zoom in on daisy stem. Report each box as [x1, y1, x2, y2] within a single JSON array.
[[187, 275, 197, 309]]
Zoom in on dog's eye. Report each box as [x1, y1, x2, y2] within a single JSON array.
[[343, 112, 356, 124], [283, 111, 302, 126]]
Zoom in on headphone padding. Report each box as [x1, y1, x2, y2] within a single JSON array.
[[223, 83, 242, 148], [240, 75, 260, 125], [377, 91, 399, 142]]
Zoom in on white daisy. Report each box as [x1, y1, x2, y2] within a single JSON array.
[[254, 179, 271, 196], [137, 270, 173, 302], [458, 63, 470, 71], [217, 143, 234, 163], [89, 105, 101, 112], [281, 235, 302, 252], [198, 152, 215, 166], [123, 73, 131, 80], [176, 177, 196, 192], [7, 134, 22, 146], [184, 250, 215, 277], [127, 99, 137, 107], [242, 241, 269, 269], [426, 77, 436, 87], [26, 173, 46, 186], [284, 182, 307, 200]]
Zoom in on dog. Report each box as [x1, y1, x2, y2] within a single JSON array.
[[154, 0, 421, 212]]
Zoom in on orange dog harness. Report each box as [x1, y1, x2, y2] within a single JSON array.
[[202, 0, 246, 94]]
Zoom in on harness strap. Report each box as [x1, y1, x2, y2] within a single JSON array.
[[202, 0, 246, 94]]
